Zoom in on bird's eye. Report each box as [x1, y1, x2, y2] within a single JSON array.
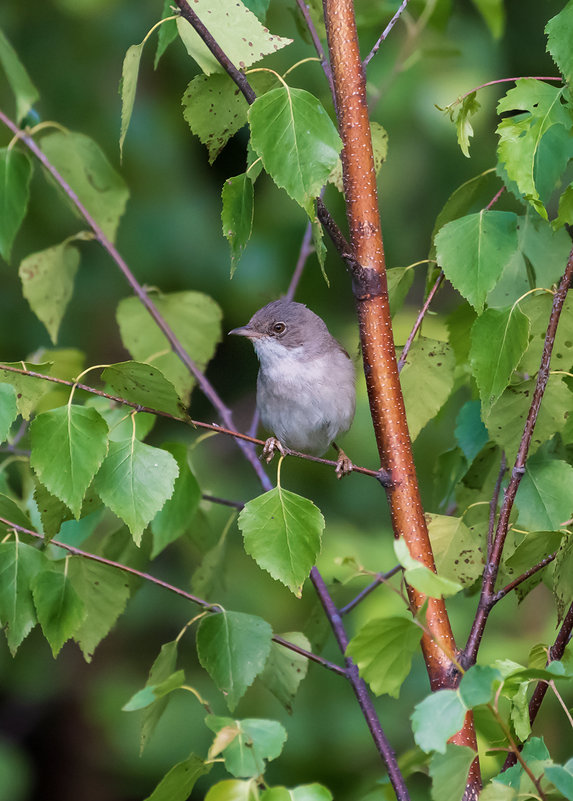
[[272, 322, 286, 335]]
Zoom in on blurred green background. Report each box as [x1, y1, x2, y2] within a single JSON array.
[[0, 1, 570, 799]]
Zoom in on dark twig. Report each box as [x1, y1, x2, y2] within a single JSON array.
[[0, 363, 390, 481], [0, 109, 271, 491], [363, 0, 411, 68], [503, 601, 573, 771], [485, 186, 505, 211], [462, 246, 573, 669], [491, 552, 557, 604], [339, 564, 402, 615], [201, 494, 244, 510], [487, 453, 507, 562], [0, 515, 345, 675], [397, 271, 444, 372], [310, 568, 410, 801], [295, 0, 335, 99]]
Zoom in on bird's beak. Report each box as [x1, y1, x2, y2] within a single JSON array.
[[228, 325, 262, 339]]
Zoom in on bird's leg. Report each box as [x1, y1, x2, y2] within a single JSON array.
[[333, 441, 353, 479], [261, 437, 286, 463]]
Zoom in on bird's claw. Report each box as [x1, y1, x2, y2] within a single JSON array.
[[261, 437, 286, 463], [335, 448, 354, 479]]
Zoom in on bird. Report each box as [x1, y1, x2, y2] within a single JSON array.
[[229, 299, 356, 478]]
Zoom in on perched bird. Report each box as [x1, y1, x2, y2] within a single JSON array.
[[229, 299, 356, 478]]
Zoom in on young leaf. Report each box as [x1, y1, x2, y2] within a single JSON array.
[[394, 538, 463, 598], [238, 487, 324, 597], [435, 210, 519, 312], [0, 384, 18, 444], [175, 0, 291, 76], [40, 131, 129, 243], [0, 361, 54, 420], [514, 456, 573, 531], [497, 80, 573, 218], [116, 291, 222, 405], [31, 566, 86, 656], [123, 670, 185, 711], [411, 689, 466, 754], [0, 27, 39, 121], [545, 2, 573, 85], [101, 361, 186, 418], [249, 87, 342, 214], [19, 240, 80, 344], [399, 337, 455, 440], [259, 631, 310, 713], [0, 147, 33, 262], [196, 610, 272, 711], [94, 438, 179, 544], [68, 556, 130, 661], [346, 616, 422, 698], [510, 681, 531, 742], [450, 91, 480, 158], [140, 640, 179, 754], [221, 173, 254, 276], [205, 781, 258, 801], [0, 540, 46, 654], [119, 42, 144, 159], [429, 745, 476, 801], [470, 305, 530, 413], [205, 716, 287, 778], [151, 442, 201, 557], [30, 405, 109, 518], [143, 753, 211, 801], [426, 514, 484, 587]]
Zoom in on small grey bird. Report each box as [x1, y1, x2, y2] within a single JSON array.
[[229, 299, 356, 478]]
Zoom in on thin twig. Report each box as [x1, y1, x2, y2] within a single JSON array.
[[363, 0, 411, 67], [339, 565, 402, 615], [489, 703, 547, 800], [491, 552, 557, 603], [397, 271, 444, 372], [0, 515, 346, 676], [462, 247, 573, 669], [286, 218, 315, 301], [487, 453, 507, 562], [295, 0, 334, 99], [0, 362, 390, 482], [201, 494, 244, 510]]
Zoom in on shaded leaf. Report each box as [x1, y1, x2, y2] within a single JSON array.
[[0, 362, 54, 420], [101, 361, 186, 418], [151, 442, 201, 557], [515, 456, 573, 531], [155, 0, 178, 68], [140, 640, 179, 753], [470, 0, 505, 38], [221, 173, 254, 276], [0, 492, 37, 535], [553, 536, 573, 623], [426, 513, 484, 587], [119, 42, 144, 159], [143, 753, 211, 801], [0, 147, 33, 262], [0, 540, 46, 654], [205, 716, 287, 778], [123, 669, 185, 711], [32, 567, 86, 656], [454, 400, 488, 464], [545, 763, 573, 800], [0, 384, 18, 444], [399, 337, 455, 440], [429, 744, 476, 801], [259, 631, 310, 713], [0, 26, 40, 121]]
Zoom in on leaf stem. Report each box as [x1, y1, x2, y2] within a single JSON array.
[[397, 271, 444, 372], [338, 564, 402, 615], [363, 0, 412, 67]]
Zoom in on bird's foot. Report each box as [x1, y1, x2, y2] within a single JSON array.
[[261, 437, 286, 464], [334, 446, 354, 479]]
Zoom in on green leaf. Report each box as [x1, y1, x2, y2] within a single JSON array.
[[101, 361, 186, 418], [222, 173, 254, 276], [196, 610, 272, 711], [399, 337, 455, 440], [19, 240, 80, 343], [140, 640, 179, 753], [426, 514, 484, 587], [151, 442, 200, 557], [0, 384, 18, 444], [123, 669, 185, 711], [94, 437, 179, 544], [238, 487, 324, 597], [557, 181, 573, 227], [143, 753, 211, 801], [470, 305, 530, 413], [175, 0, 291, 75], [205, 716, 287, 778], [394, 538, 463, 598], [116, 290, 222, 405], [447, 303, 477, 366], [0, 26, 39, 121], [205, 780, 258, 801], [31, 566, 86, 656], [0, 362, 54, 420], [553, 536, 573, 623], [242, 0, 270, 21], [435, 210, 519, 312], [449, 92, 480, 158], [518, 293, 573, 378], [0, 541, 46, 654], [346, 615, 422, 698], [40, 131, 129, 242], [479, 783, 517, 801], [249, 87, 342, 213], [190, 518, 230, 598], [546, 763, 573, 800], [68, 556, 130, 661], [119, 42, 144, 159], [545, 1, 573, 84], [516, 211, 572, 289], [458, 665, 501, 707], [504, 530, 563, 577], [470, 0, 505, 38], [155, 0, 178, 68], [497, 80, 573, 218], [411, 689, 466, 754], [454, 400, 488, 464], [429, 744, 476, 801], [259, 631, 310, 712], [0, 147, 33, 262], [515, 456, 573, 531], [30, 405, 109, 518], [0, 492, 37, 535], [510, 681, 530, 742], [387, 266, 414, 317], [495, 737, 552, 795]]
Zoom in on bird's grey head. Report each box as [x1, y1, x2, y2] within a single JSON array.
[[229, 299, 332, 356]]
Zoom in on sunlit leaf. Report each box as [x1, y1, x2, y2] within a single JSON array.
[[411, 689, 466, 754], [545, 1, 573, 84], [399, 337, 455, 440], [394, 538, 462, 598], [429, 745, 476, 801]]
